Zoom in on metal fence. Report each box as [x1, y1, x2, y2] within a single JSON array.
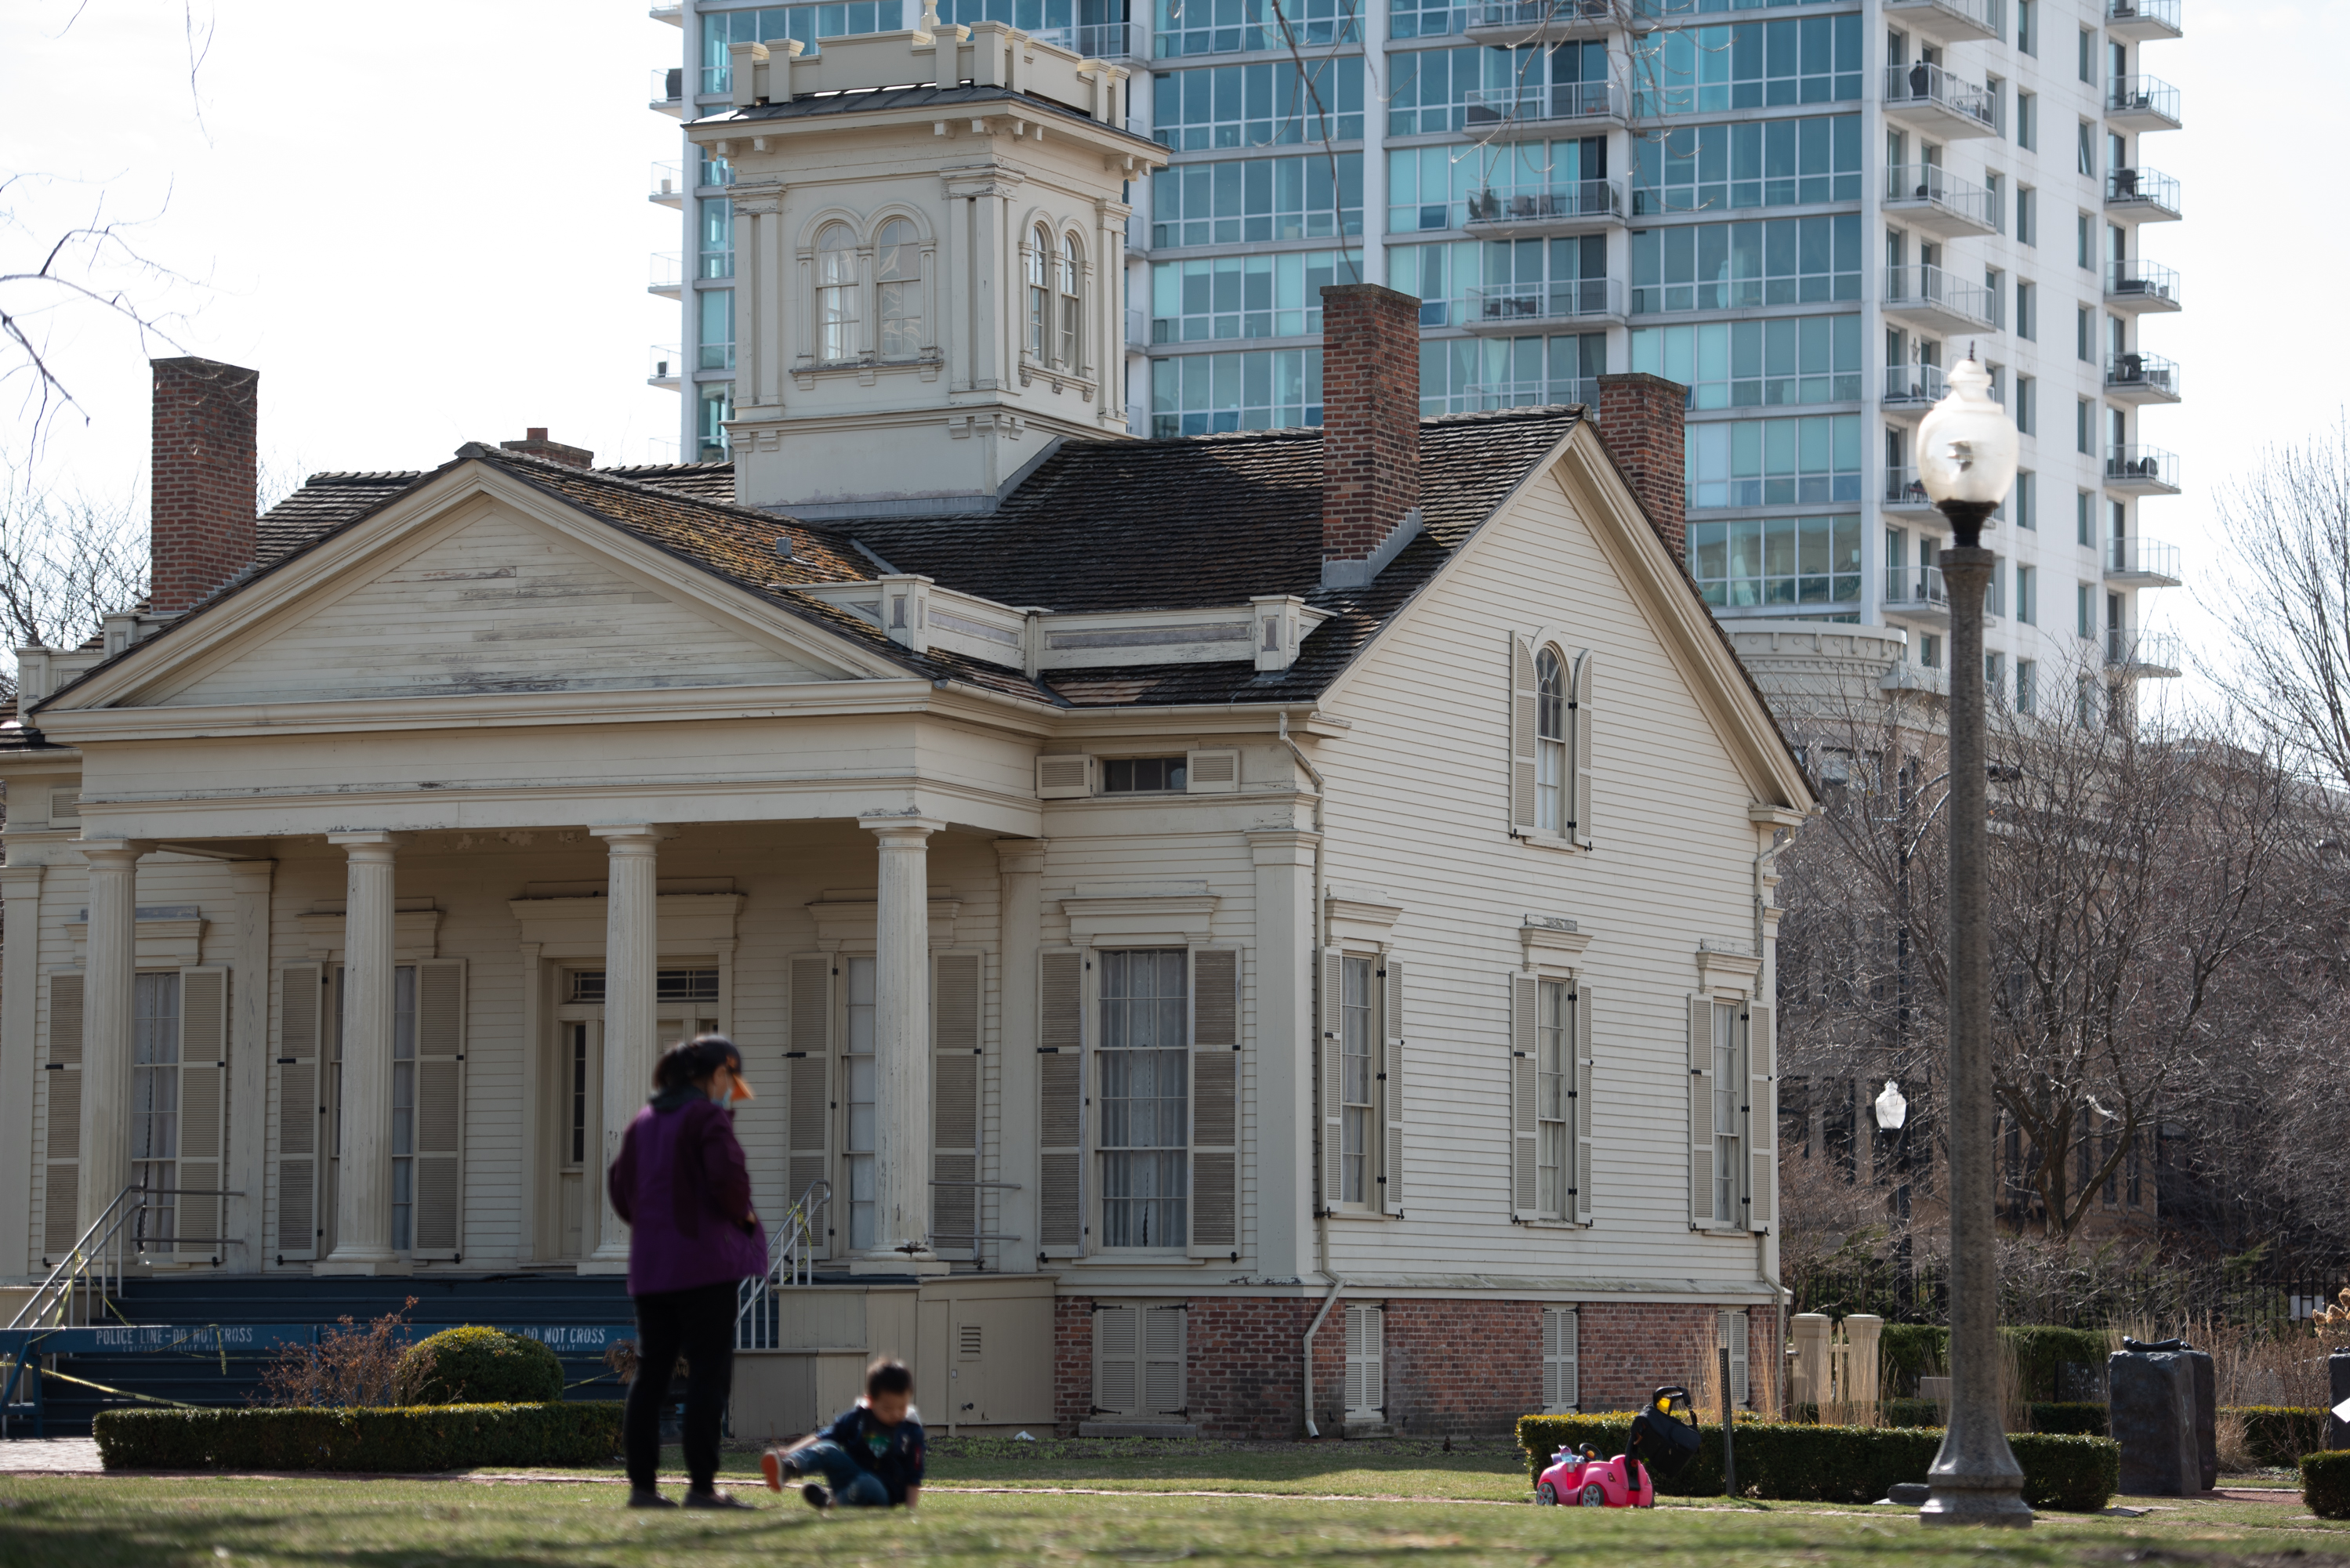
[[1789, 1256, 2350, 1332]]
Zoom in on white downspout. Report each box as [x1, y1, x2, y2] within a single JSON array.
[[1754, 820, 1797, 1414], [1280, 710, 1336, 1436]]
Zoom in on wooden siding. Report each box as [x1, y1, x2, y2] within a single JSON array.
[[158, 505, 835, 706]]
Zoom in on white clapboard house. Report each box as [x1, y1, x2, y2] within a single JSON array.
[[0, 20, 1811, 1436]]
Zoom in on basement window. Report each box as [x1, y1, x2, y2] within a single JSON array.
[[1102, 757, 1189, 794]]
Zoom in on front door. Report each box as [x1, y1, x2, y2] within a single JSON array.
[[549, 1014, 603, 1262]]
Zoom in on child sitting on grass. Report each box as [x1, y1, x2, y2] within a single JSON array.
[[762, 1357, 926, 1511]]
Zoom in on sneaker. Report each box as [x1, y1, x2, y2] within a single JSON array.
[[760, 1447, 800, 1492], [626, 1488, 677, 1509], [802, 1483, 832, 1512], [682, 1489, 751, 1510]]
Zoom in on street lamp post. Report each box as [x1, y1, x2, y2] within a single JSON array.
[[1915, 356, 2032, 1528]]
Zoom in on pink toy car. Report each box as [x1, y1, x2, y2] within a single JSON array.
[[1535, 1443, 1656, 1508]]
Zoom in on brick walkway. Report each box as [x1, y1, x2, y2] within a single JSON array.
[[0, 1437, 101, 1472]]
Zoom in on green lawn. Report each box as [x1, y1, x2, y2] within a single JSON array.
[[3, 1446, 2345, 1568]]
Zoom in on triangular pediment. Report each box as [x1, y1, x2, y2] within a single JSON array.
[[97, 473, 886, 712]]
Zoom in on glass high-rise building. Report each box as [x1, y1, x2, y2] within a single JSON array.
[[651, 0, 2183, 701]]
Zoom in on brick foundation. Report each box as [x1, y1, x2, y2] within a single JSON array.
[[1055, 1293, 1779, 1439]]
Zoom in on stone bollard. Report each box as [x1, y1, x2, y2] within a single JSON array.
[[1790, 1315, 1830, 1408], [2329, 1350, 2350, 1450], [2183, 1349, 2215, 1490], [2109, 1349, 2199, 1496], [1843, 1315, 1884, 1407]]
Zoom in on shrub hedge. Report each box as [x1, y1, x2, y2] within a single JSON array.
[[401, 1327, 563, 1406], [1862, 1324, 2105, 1402], [2234, 1406, 2329, 1470], [1880, 1325, 1946, 1396], [1516, 1414, 2116, 1511], [1789, 1400, 2104, 1436], [2305, 1451, 2350, 1519], [93, 1402, 619, 1472]]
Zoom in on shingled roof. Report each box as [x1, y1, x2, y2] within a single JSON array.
[[35, 412, 1588, 719]]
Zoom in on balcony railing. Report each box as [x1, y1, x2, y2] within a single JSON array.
[[1464, 377, 1600, 411], [2107, 74, 2181, 126], [2105, 537, 2181, 583], [2105, 352, 2180, 400], [1884, 363, 1949, 408], [1463, 81, 1624, 128], [1883, 60, 1999, 132], [2105, 259, 2180, 308], [1884, 264, 1993, 327], [2106, 166, 2181, 216], [1468, 278, 1624, 324], [2107, 0, 2182, 34], [652, 66, 684, 105], [1470, 0, 1614, 27], [2107, 627, 2183, 675], [1885, 164, 1993, 228], [651, 161, 684, 202], [1033, 20, 1143, 58], [2106, 444, 2180, 489], [650, 252, 684, 292], [648, 345, 681, 383], [1884, 563, 1950, 612], [1883, 0, 2004, 40], [1884, 468, 1939, 510], [1464, 180, 1624, 225], [1126, 306, 1148, 349]]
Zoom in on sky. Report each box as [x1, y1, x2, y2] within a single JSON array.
[[2, 0, 2343, 704]]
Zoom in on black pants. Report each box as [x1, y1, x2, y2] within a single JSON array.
[[624, 1280, 738, 1491]]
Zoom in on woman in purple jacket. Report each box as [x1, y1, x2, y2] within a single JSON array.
[[608, 1034, 768, 1508]]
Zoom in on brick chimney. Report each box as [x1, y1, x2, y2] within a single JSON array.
[[499, 428, 595, 468], [1595, 372, 1689, 567], [150, 357, 259, 614], [1318, 283, 1422, 588]]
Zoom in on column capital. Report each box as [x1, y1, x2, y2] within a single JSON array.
[[1244, 827, 1322, 867], [859, 813, 948, 843], [78, 838, 154, 867], [327, 831, 410, 854], [588, 824, 674, 848], [993, 836, 1048, 875]]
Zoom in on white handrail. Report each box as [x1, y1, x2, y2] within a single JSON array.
[[735, 1179, 832, 1351]]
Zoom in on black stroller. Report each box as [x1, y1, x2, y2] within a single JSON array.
[[1627, 1385, 1702, 1483]]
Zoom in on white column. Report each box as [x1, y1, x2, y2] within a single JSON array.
[[586, 825, 664, 1273], [1247, 827, 1320, 1281], [1, 864, 45, 1271], [318, 832, 402, 1274], [78, 841, 147, 1237], [993, 838, 1046, 1272], [855, 814, 947, 1276], [227, 859, 275, 1269]]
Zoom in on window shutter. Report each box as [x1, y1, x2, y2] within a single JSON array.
[[1568, 649, 1595, 849], [173, 967, 230, 1258], [1746, 1001, 1774, 1235], [1510, 972, 1539, 1221], [1380, 959, 1404, 1215], [275, 965, 324, 1261], [1036, 755, 1095, 798], [1184, 749, 1241, 795], [1318, 948, 1344, 1212], [1688, 996, 1716, 1229], [1543, 1306, 1579, 1412], [1344, 1303, 1384, 1417], [1572, 983, 1594, 1226], [1188, 948, 1239, 1258], [1039, 949, 1085, 1256], [1510, 635, 1539, 832], [1143, 1304, 1187, 1415], [412, 958, 466, 1258], [786, 954, 832, 1255], [1093, 1302, 1140, 1414], [1720, 1309, 1750, 1405], [932, 951, 981, 1260], [42, 972, 85, 1258]]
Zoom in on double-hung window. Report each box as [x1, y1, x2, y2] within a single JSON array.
[[1099, 950, 1189, 1248], [1341, 957, 1377, 1205], [131, 972, 183, 1242], [1536, 978, 1572, 1218], [1712, 1003, 1740, 1226], [1535, 648, 1567, 835]]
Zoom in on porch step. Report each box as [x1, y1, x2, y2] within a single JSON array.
[[23, 1273, 639, 1439]]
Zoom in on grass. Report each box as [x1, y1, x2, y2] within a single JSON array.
[[5, 1471, 2350, 1568], [6, 1436, 2350, 1567]]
